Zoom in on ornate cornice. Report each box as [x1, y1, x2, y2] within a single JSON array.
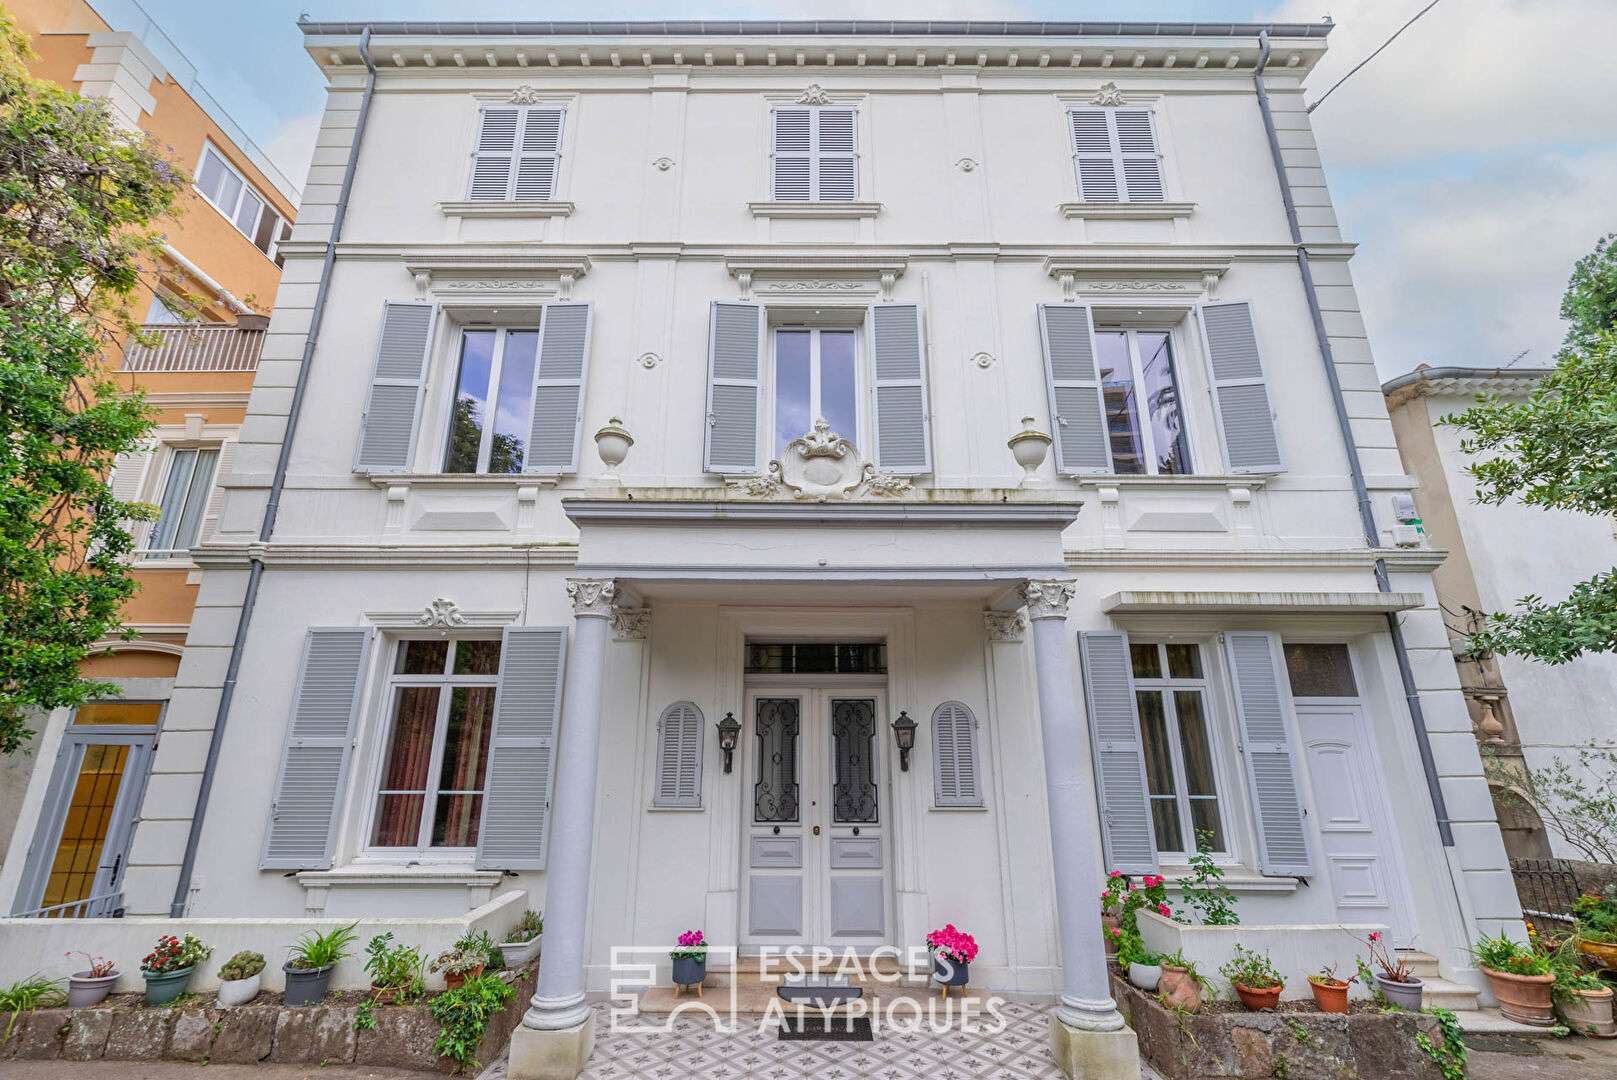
[[1021, 579, 1076, 620], [567, 577, 617, 618]]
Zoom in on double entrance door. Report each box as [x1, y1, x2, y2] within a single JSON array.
[[741, 688, 892, 951]]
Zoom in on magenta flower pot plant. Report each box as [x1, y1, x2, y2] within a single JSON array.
[[928, 924, 979, 995], [670, 929, 708, 990]]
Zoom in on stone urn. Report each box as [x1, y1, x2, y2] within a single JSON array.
[[1558, 984, 1616, 1038], [1007, 416, 1052, 485], [594, 417, 633, 480]]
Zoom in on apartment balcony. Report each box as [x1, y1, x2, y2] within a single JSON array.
[[119, 314, 268, 373]]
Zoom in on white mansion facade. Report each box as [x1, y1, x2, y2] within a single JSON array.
[[116, 19, 1522, 1078]]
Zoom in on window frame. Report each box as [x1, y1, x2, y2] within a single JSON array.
[[441, 326, 542, 474], [770, 105, 860, 203], [467, 104, 566, 202], [1092, 327, 1195, 477], [1066, 106, 1166, 204], [141, 444, 220, 560], [192, 141, 284, 257], [767, 324, 865, 458], [361, 635, 503, 858], [1130, 639, 1232, 863]]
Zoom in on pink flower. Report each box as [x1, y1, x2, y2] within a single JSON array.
[[1368, 932, 1381, 942], [1128, 884, 1137, 891], [1100, 892, 1112, 902], [1111, 927, 1122, 937], [1109, 871, 1122, 878], [1158, 904, 1171, 917]]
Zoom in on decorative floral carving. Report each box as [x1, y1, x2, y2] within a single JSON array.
[[798, 83, 832, 105], [1087, 280, 1189, 292], [1091, 81, 1127, 106], [566, 578, 617, 618], [970, 351, 996, 369], [1020, 579, 1076, 620], [861, 472, 912, 497], [983, 611, 1025, 642], [728, 474, 781, 497], [416, 598, 467, 628], [436, 279, 546, 292], [758, 280, 866, 292], [611, 607, 651, 641], [727, 419, 914, 502], [509, 85, 544, 104]]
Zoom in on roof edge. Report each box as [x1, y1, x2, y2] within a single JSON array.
[[297, 20, 1333, 40], [1381, 366, 1555, 395]]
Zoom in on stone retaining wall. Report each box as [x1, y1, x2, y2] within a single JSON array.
[[1112, 974, 1446, 1080], [0, 964, 538, 1073]]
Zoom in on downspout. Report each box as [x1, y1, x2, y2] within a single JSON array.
[[170, 27, 378, 916], [1252, 32, 1454, 846]]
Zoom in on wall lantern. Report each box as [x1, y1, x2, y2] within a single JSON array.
[[716, 712, 742, 773], [891, 710, 917, 771]]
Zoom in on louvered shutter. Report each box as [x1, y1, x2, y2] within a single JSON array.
[[523, 302, 592, 473], [1114, 109, 1165, 201], [198, 438, 236, 543], [1039, 303, 1111, 474], [260, 628, 372, 869], [869, 303, 932, 473], [1078, 631, 1159, 874], [932, 701, 982, 808], [469, 107, 519, 200], [1071, 108, 1165, 202], [704, 301, 765, 474], [514, 107, 564, 200], [476, 626, 567, 869], [1069, 108, 1120, 202], [1198, 300, 1284, 473], [653, 702, 704, 808], [772, 108, 812, 201], [815, 108, 858, 201], [1224, 631, 1315, 876], [109, 442, 156, 549], [355, 302, 435, 473]]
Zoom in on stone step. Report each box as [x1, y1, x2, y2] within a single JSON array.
[[1451, 1008, 1558, 1035], [730, 952, 905, 977], [1397, 950, 1443, 980], [638, 972, 988, 1016], [1420, 976, 1480, 1011]]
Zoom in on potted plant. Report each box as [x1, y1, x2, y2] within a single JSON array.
[[1099, 877, 1123, 956], [670, 930, 708, 997], [65, 952, 118, 1010], [283, 923, 357, 1007], [1573, 894, 1617, 969], [1553, 958, 1616, 1038], [1128, 952, 1164, 993], [927, 924, 978, 998], [499, 910, 544, 968], [1157, 950, 1206, 1013], [362, 933, 423, 1005], [140, 933, 212, 1005], [1350, 930, 1425, 1010], [1306, 962, 1354, 1014], [216, 951, 265, 1007], [1471, 932, 1556, 1026], [1220, 944, 1284, 1011]]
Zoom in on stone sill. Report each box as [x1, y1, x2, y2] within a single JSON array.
[[363, 472, 562, 487], [748, 200, 882, 219], [1059, 201, 1195, 220], [298, 865, 504, 889], [439, 200, 575, 218]]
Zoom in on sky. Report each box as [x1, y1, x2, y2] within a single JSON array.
[[106, 0, 1617, 380]]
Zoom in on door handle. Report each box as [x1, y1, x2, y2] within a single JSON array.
[[812, 826, 821, 836], [852, 827, 860, 836]]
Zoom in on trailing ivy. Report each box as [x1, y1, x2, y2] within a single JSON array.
[[1415, 1008, 1467, 1080], [430, 974, 514, 1071]]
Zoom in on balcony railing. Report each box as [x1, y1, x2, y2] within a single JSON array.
[[13, 890, 125, 919], [120, 318, 266, 372]]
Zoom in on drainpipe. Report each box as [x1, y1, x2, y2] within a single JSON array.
[[1252, 32, 1454, 847], [170, 27, 379, 917]]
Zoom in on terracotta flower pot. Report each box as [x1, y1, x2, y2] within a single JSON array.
[[443, 963, 484, 992], [1308, 977, 1350, 1014], [1233, 982, 1283, 1012], [1557, 985, 1616, 1038], [1580, 939, 1617, 970], [370, 983, 402, 1005], [1158, 965, 1202, 1012], [1101, 915, 1121, 956], [1481, 966, 1556, 1026]]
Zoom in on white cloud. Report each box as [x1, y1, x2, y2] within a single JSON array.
[[261, 111, 322, 193]]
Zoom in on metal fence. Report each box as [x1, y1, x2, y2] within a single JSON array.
[[120, 324, 264, 372], [1510, 858, 1582, 932], [12, 890, 126, 919]]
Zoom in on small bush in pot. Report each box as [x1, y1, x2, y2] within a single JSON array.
[[216, 951, 265, 1008], [927, 924, 978, 997], [1306, 962, 1354, 1014], [1573, 893, 1617, 969], [669, 929, 708, 994], [431, 944, 487, 992], [141, 933, 212, 1005], [1350, 930, 1425, 1010], [1552, 954, 1616, 1038], [1127, 952, 1164, 993], [1219, 944, 1284, 1011], [499, 909, 544, 968], [1156, 949, 1206, 1013], [65, 952, 118, 1010], [284, 922, 358, 1007], [1471, 932, 1555, 1026], [362, 933, 424, 1005]]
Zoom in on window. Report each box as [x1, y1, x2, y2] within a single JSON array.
[[144, 447, 218, 559], [653, 702, 705, 808], [1095, 330, 1191, 475], [1130, 641, 1226, 857], [1068, 107, 1165, 202], [194, 144, 284, 257], [145, 296, 193, 325], [932, 701, 982, 808], [771, 107, 858, 201], [370, 638, 501, 851], [443, 328, 539, 473], [468, 106, 564, 201], [772, 327, 858, 456], [1283, 643, 1358, 698]]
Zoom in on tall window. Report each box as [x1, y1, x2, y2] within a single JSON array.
[[468, 106, 564, 201], [371, 638, 501, 850], [145, 447, 218, 559], [1068, 107, 1165, 202], [1096, 330, 1191, 475], [771, 107, 858, 201], [773, 327, 858, 456], [1131, 641, 1226, 857], [444, 329, 539, 473], [194, 144, 285, 257]]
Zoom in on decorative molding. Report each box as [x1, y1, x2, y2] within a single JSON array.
[[1089, 279, 1192, 292], [798, 83, 832, 105], [747, 201, 883, 220], [416, 597, 467, 628], [728, 418, 913, 502], [983, 611, 1025, 642], [509, 85, 544, 104], [637, 351, 662, 369], [728, 475, 780, 497], [567, 577, 618, 618], [863, 473, 914, 497], [955, 157, 979, 172], [611, 607, 651, 641], [365, 601, 522, 627], [1021, 579, 1076, 620], [1058, 201, 1195, 221], [652, 156, 674, 171], [757, 279, 867, 293], [970, 351, 996, 369], [1091, 81, 1127, 106], [438, 200, 575, 220]]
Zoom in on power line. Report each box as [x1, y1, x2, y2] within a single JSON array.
[[1307, 0, 1443, 113]]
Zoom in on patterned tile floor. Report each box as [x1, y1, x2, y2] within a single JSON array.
[[480, 1001, 1164, 1080]]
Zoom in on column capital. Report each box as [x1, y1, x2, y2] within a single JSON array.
[[983, 610, 1026, 642], [610, 606, 651, 641], [566, 578, 617, 619], [1021, 579, 1076, 620]]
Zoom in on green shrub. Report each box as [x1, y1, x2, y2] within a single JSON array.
[[218, 951, 265, 981], [287, 923, 358, 971], [431, 974, 515, 1070]]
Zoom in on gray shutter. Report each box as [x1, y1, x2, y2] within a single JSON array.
[[932, 701, 982, 808], [476, 626, 566, 869], [109, 441, 156, 549], [653, 701, 704, 808], [869, 302, 932, 474], [704, 301, 765, 474], [1198, 301, 1284, 474], [355, 302, 435, 473], [772, 108, 812, 201], [1224, 631, 1316, 877], [815, 107, 858, 201], [1078, 631, 1159, 874], [469, 106, 519, 200], [524, 302, 592, 473], [1114, 108, 1165, 202], [260, 627, 372, 869], [1069, 108, 1120, 202], [198, 438, 236, 543], [1039, 303, 1111, 474], [514, 107, 563, 200]]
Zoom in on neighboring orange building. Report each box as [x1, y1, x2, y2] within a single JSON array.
[[0, 0, 301, 917]]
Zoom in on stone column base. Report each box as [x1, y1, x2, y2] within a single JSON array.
[[1049, 1013, 1140, 1080], [509, 1017, 596, 1080]]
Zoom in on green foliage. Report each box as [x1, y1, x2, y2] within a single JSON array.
[[1218, 944, 1283, 990], [1561, 233, 1617, 349], [505, 909, 543, 944], [354, 1000, 376, 1031], [288, 923, 358, 971], [1179, 830, 1239, 926], [1573, 891, 1617, 941], [1284, 1016, 1311, 1046], [217, 951, 265, 981], [1415, 1008, 1468, 1080], [141, 933, 211, 975], [1101, 871, 1173, 968], [1470, 932, 1553, 976], [0, 12, 191, 751], [363, 933, 425, 991], [1158, 950, 1209, 989], [454, 929, 502, 970], [1484, 745, 1617, 863], [430, 973, 514, 1071], [0, 974, 65, 1043], [445, 396, 525, 474], [1355, 956, 1390, 1007]]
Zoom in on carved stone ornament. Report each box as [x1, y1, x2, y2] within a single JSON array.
[[611, 607, 651, 641], [955, 157, 978, 172], [566, 578, 617, 618], [759, 280, 866, 293], [798, 83, 832, 105], [971, 351, 996, 369], [983, 611, 1025, 642], [729, 418, 912, 501], [637, 351, 662, 369], [509, 85, 544, 104], [653, 157, 674, 171], [1091, 81, 1127, 106], [1088, 280, 1189, 292], [417, 598, 467, 629], [1020, 579, 1076, 620]]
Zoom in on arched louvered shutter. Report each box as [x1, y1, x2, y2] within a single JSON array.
[[653, 702, 704, 808], [1078, 631, 1159, 874], [260, 628, 372, 869], [869, 303, 932, 474], [355, 302, 435, 473], [1197, 300, 1285, 474], [1039, 303, 1111, 474], [476, 626, 567, 869], [1224, 631, 1315, 877], [704, 301, 765, 474], [523, 302, 593, 474], [932, 701, 982, 807]]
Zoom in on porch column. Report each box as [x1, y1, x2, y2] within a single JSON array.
[[1022, 580, 1140, 1080], [510, 578, 614, 1080]]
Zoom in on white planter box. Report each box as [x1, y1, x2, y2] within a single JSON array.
[[1136, 910, 1388, 1002], [498, 934, 541, 968]]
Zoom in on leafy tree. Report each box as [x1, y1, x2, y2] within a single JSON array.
[[1444, 234, 1617, 663], [444, 395, 525, 474], [0, 12, 189, 753]]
